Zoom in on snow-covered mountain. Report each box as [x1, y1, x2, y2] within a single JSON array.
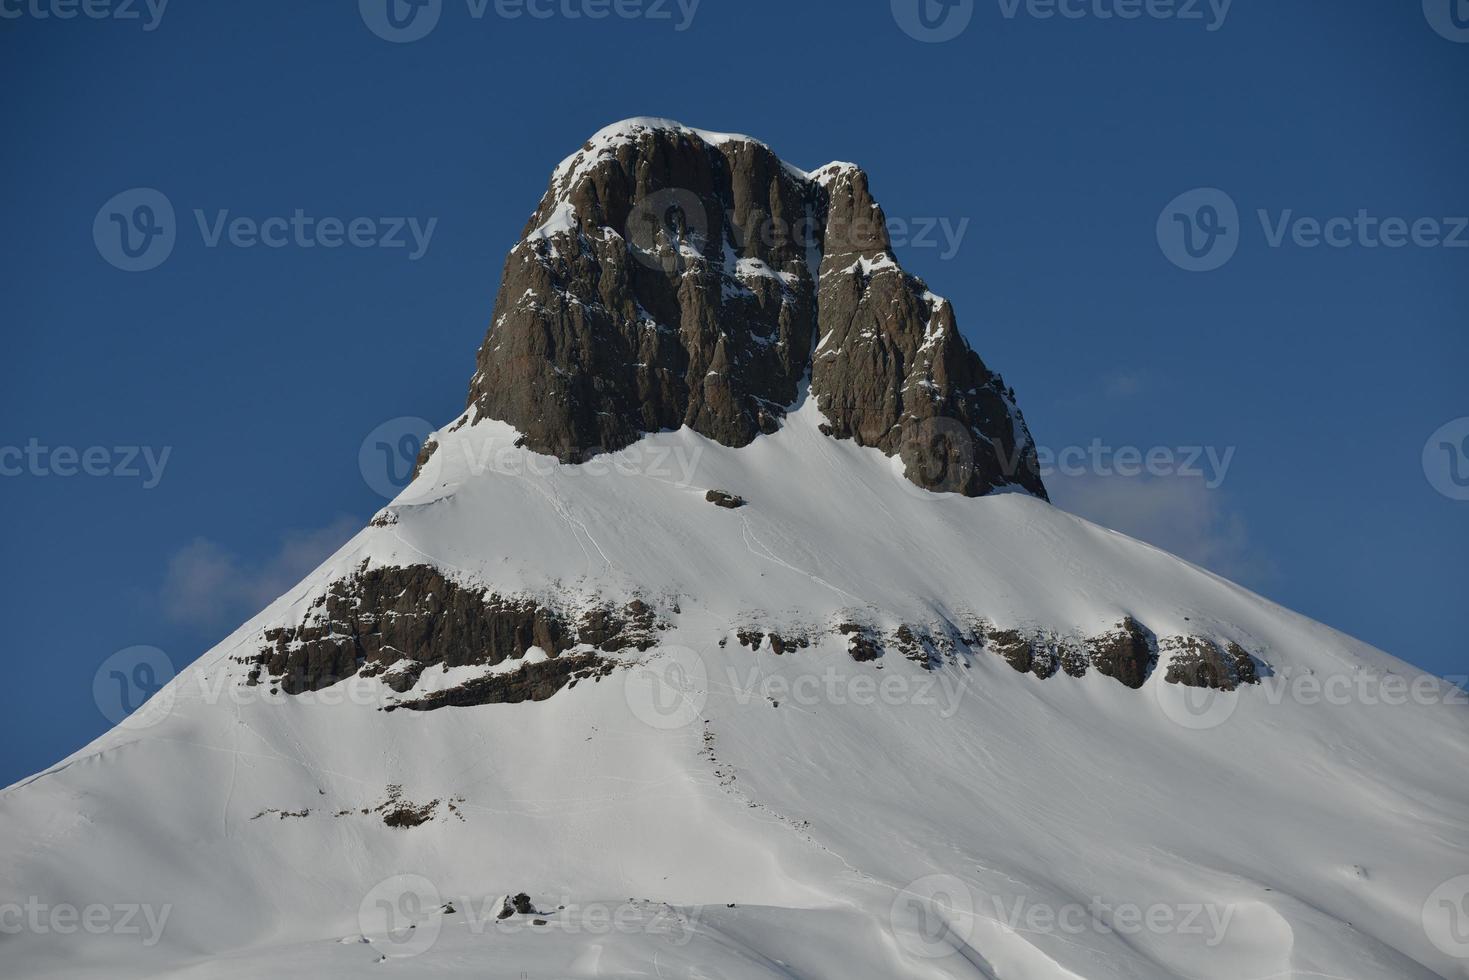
[[4, 119, 1467, 980]]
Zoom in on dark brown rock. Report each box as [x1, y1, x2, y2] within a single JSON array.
[[987, 629, 1034, 674], [391, 654, 613, 712], [1086, 617, 1158, 690], [577, 599, 657, 652], [249, 564, 658, 698], [810, 164, 1047, 500], [466, 123, 816, 463], [835, 623, 883, 662], [1058, 644, 1088, 679], [985, 629, 1073, 679], [891, 624, 939, 669], [460, 121, 1045, 500], [767, 633, 808, 656], [705, 490, 746, 509], [1162, 636, 1261, 691]]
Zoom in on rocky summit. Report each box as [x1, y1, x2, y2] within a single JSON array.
[[464, 118, 1047, 499]]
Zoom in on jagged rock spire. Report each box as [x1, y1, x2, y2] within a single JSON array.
[[466, 119, 1046, 499]]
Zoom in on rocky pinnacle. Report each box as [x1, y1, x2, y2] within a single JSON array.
[[465, 119, 1046, 499]]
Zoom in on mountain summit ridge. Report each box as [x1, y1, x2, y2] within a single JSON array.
[[463, 118, 1047, 499]]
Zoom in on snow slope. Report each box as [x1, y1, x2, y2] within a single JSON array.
[[3, 397, 1467, 979]]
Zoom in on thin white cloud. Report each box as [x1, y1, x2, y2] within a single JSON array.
[[159, 515, 361, 630], [1101, 371, 1144, 399], [1048, 473, 1274, 584]]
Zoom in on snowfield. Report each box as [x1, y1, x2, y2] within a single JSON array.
[[3, 397, 1467, 979]]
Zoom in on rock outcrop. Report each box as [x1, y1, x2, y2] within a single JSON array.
[[467, 121, 817, 463], [1162, 636, 1261, 691], [246, 563, 659, 696], [811, 164, 1045, 498], [1085, 617, 1158, 690], [464, 119, 1045, 500]]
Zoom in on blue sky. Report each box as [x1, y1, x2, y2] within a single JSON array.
[[2, 0, 1465, 787]]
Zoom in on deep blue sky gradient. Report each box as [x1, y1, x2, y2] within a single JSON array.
[[2, 0, 1465, 787]]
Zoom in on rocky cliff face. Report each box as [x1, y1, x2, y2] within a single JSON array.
[[465, 119, 1046, 499]]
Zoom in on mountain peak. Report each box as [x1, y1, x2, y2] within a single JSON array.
[[464, 121, 1046, 499]]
